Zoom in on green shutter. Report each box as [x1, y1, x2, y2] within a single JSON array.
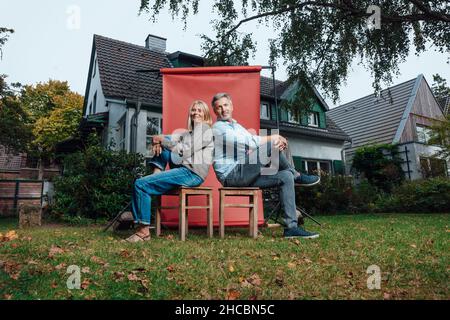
[[280, 108, 288, 122], [300, 113, 308, 126], [333, 160, 344, 175], [270, 104, 277, 121], [293, 156, 305, 173], [319, 111, 326, 128]]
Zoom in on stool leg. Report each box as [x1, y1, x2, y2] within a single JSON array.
[[219, 192, 225, 239], [252, 192, 258, 239], [185, 194, 188, 237], [179, 191, 186, 241], [207, 192, 213, 238], [249, 195, 254, 238], [155, 196, 161, 236]]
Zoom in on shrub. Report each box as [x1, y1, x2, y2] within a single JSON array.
[[352, 143, 405, 192], [51, 135, 151, 219], [375, 177, 450, 213]]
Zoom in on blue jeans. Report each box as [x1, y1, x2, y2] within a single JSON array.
[[132, 148, 204, 225], [223, 143, 298, 229]]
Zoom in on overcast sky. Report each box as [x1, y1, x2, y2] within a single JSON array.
[[1, 0, 449, 108]]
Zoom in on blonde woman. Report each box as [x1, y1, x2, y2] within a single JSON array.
[[126, 100, 214, 242]]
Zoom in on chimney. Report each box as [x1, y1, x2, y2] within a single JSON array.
[[145, 34, 166, 52]]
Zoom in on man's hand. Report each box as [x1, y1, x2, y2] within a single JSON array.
[[271, 134, 288, 151]]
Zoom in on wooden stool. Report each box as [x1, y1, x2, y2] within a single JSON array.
[[155, 186, 213, 241], [219, 187, 260, 239]]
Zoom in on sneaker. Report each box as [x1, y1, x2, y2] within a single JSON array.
[[295, 173, 320, 187], [283, 227, 319, 239]]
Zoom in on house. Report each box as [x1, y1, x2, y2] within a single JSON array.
[[327, 75, 449, 179], [80, 34, 350, 175]]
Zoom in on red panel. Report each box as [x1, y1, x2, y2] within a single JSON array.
[[161, 66, 265, 227]]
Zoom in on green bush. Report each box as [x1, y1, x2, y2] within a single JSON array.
[[375, 177, 450, 213], [51, 135, 151, 219]]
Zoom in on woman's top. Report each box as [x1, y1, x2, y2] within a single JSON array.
[[161, 123, 214, 179]]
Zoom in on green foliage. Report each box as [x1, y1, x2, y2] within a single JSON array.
[[139, 0, 450, 106], [0, 27, 14, 59], [352, 143, 405, 192], [296, 173, 380, 215], [429, 114, 450, 161], [431, 73, 450, 101], [376, 177, 450, 213], [0, 75, 32, 152], [51, 135, 151, 220]]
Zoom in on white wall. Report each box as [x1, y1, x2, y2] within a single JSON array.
[[407, 142, 450, 180], [287, 136, 344, 161], [106, 102, 127, 150], [85, 50, 107, 116]]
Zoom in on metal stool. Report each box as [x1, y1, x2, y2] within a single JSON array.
[[219, 187, 260, 239], [155, 186, 213, 241]]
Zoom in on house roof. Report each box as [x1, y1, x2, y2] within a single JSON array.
[[261, 115, 351, 142], [327, 75, 421, 155], [89, 34, 172, 108], [437, 95, 450, 115]]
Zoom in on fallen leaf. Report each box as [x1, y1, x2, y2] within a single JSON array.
[[275, 270, 284, 287], [140, 279, 149, 291], [113, 271, 125, 281], [90, 256, 106, 265], [119, 249, 130, 258], [81, 267, 90, 274], [27, 260, 38, 265], [383, 292, 391, 299], [226, 289, 241, 300], [410, 244, 417, 249], [80, 279, 90, 290], [48, 245, 65, 258], [166, 265, 175, 273], [3, 294, 12, 300], [287, 292, 296, 300], [55, 263, 67, 270], [287, 262, 296, 269], [127, 273, 139, 281], [1, 230, 18, 242], [228, 264, 235, 273], [51, 281, 58, 289], [248, 273, 262, 286]]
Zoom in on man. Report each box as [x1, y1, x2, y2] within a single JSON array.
[[211, 93, 320, 239]]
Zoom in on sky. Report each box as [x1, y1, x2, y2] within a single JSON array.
[[1, 0, 449, 108]]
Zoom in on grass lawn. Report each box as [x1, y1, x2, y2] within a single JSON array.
[[0, 213, 448, 300]]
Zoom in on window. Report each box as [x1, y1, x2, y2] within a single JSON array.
[[301, 159, 332, 176], [260, 103, 270, 120], [420, 157, 448, 178], [416, 124, 432, 144], [146, 113, 162, 154], [308, 112, 319, 127], [93, 92, 97, 114], [288, 110, 299, 124], [117, 117, 126, 151]]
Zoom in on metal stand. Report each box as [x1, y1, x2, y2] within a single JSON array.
[[263, 186, 321, 227]]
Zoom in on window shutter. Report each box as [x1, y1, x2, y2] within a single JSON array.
[[333, 160, 344, 175], [293, 156, 304, 172]]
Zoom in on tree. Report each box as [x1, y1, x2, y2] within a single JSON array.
[[0, 75, 32, 153], [19, 80, 83, 177], [352, 144, 405, 192], [0, 27, 14, 59], [428, 114, 450, 160], [139, 0, 450, 109], [431, 73, 450, 103]]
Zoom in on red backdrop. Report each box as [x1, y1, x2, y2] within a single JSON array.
[[160, 66, 264, 227]]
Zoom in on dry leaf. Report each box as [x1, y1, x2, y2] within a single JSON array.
[[113, 271, 125, 281], [1, 230, 18, 242], [127, 273, 139, 281], [55, 263, 67, 270], [140, 279, 149, 291], [166, 265, 175, 272], [383, 292, 391, 299], [227, 289, 241, 300], [48, 245, 64, 258], [90, 256, 106, 265], [248, 273, 262, 286], [228, 264, 235, 273], [3, 294, 12, 300], [287, 292, 296, 300], [81, 267, 90, 274], [410, 244, 417, 249], [80, 279, 90, 290], [51, 281, 58, 289], [287, 262, 296, 269]]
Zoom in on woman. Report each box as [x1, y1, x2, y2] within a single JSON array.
[[126, 100, 214, 242]]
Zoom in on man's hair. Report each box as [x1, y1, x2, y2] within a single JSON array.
[[211, 93, 232, 107]]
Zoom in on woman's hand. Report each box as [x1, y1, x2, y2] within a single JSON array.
[[152, 143, 162, 156], [272, 134, 288, 150]]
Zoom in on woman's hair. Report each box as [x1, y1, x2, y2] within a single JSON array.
[[187, 100, 213, 131]]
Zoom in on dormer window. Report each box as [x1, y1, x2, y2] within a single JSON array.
[[288, 110, 299, 124], [308, 112, 319, 127], [260, 103, 270, 120]]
